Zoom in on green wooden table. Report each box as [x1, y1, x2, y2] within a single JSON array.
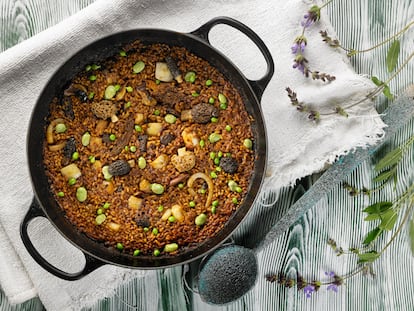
[[1, 1, 414, 310]]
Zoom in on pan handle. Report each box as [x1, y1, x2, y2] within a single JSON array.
[[20, 198, 105, 281], [190, 16, 274, 101]]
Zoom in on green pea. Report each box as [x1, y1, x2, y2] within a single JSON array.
[[189, 201, 196, 208], [168, 215, 176, 222], [103, 202, 110, 209], [88, 92, 95, 99], [199, 139, 205, 148], [153, 249, 161, 256], [135, 125, 142, 132], [124, 101, 131, 109], [133, 249, 140, 256], [115, 85, 121, 91], [91, 64, 101, 70], [97, 208, 104, 215], [76, 187, 87, 202], [126, 86, 133, 92], [232, 197, 238, 204], [225, 125, 232, 132], [143, 227, 149, 232], [199, 189, 206, 194], [130, 145, 137, 153], [214, 157, 220, 165], [55, 123, 67, 133], [210, 171, 218, 179], [208, 97, 215, 104], [82, 132, 91, 146], [211, 206, 217, 214], [212, 200, 219, 207], [133, 61, 145, 73], [210, 117, 218, 123], [218, 93, 227, 104], [152, 228, 159, 235], [206, 79, 213, 86], [116, 242, 124, 251], [154, 109, 160, 116], [164, 243, 179, 253], [164, 114, 177, 124], [184, 71, 196, 83], [89, 75, 97, 81], [151, 183, 165, 195], [124, 146, 129, 152], [209, 133, 221, 143], [95, 214, 106, 225], [235, 186, 243, 193], [178, 183, 184, 189], [243, 138, 253, 149], [155, 79, 161, 85], [217, 151, 223, 158], [220, 103, 228, 110], [85, 65, 92, 71], [158, 205, 164, 212], [209, 152, 216, 160], [192, 92, 199, 97], [89, 155, 96, 163], [72, 152, 79, 160], [119, 50, 127, 57], [68, 177, 77, 186], [138, 156, 146, 169], [215, 166, 222, 172], [109, 134, 116, 141], [195, 213, 207, 226], [57, 191, 65, 197]]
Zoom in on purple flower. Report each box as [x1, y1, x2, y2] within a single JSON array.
[[301, 14, 314, 28], [327, 284, 339, 293], [293, 54, 308, 73], [303, 285, 315, 298], [301, 5, 321, 28], [325, 271, 335, 278], [291, 41, 306, 54]]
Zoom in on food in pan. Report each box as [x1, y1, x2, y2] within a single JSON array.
[[43, 40, 256, 257]]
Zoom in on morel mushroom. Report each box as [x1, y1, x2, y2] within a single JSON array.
[[108, 159, 131, 176], [219, 157, 239, 174], [181, 103, 219, 124], [91, 100, 119, 122]]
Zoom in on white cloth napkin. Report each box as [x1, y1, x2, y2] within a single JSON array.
[[0, 0, 385, 309]]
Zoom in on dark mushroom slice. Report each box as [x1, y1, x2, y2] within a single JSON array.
[[136, 84, 157, 106], [61, 97, 75, 120], [63, 137, 77, 159], [110, 116, 135, 156], [64, 84, 88, 102], [138, 134, 148, 152], [165, 56, 183, 83], [160, 132, 175, 146]]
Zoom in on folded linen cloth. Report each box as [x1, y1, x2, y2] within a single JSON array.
[[0, 0, 386, 309]]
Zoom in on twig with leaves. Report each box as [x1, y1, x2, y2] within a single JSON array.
[[289, 0, 414, 121]]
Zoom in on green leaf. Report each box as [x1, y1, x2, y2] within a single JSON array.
[[363, 227, 383, 245], [363, 201, 393, 214], [364, 214, 382, 221], [378, 209, 398, 231], [373, 167, 397, 184], [386, 40, 400, 72], [382, 84, 394, 100], [409, 216, 414, 256], [357, 251, 380, 263], [371, 76, 382, 86], [375, 147, 402, 172]]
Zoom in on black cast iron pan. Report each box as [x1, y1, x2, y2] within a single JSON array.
[[21, 17, 274, 280]]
